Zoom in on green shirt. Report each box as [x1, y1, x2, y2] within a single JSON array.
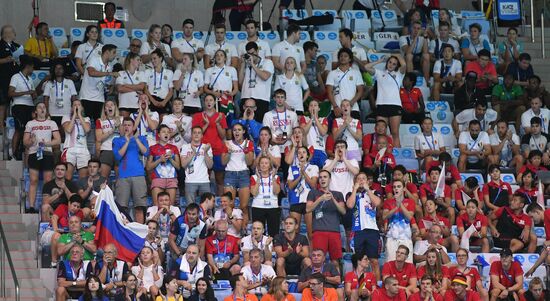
[[58, 230, 95, 260], [492, 84, 523, 101]]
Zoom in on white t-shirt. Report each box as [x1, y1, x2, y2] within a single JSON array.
[[399, 35, 427, 54], [161, 114, 192, 149], [204, 65, 238, 92], [458, 131, 490, 163], [240, 235, 273, 253], [146, 205, 182, 221], [144, 68, 174, 100], [333, 117, 362, 151], [428, 38, 460, 57], [373, 69, 403, 107], [171, 38, 205, 55], [131, 111, 160, 146], [324, 159, 359, 199], [116, 70, 145, 109], [173, 69, 204, 108], [414, 132, 445, 152], [130, 265, 164, 290], [139, 41, 171, 69], [455, 108, 498, 132], [180, 143, 213, 183], [80, 56, 112, 102], [214, 208, 243, 238], [521, 108, 550, 134], [273, 73, 309, 112], [226, 139, 254, 172], [272, 40, 306, 72], [24, 119, 59, 154], [241, 58, 274, 102], [490, 132, 520, 162], [287, 164, 319, 204], [205, 41, 238, 66], [62, 116, 91, 149], [241, 264, 277, 295], [75, 42, 103, 68], [42, 79, 77, 117], [262, 109, 299, 153], [95, 117, 123, 151], [238, 38, 272, 59], [300, 115, 328, 151], [332, 45, 367, 71], [9, 72, 34, 106], [250, 174, 280, 208], [326, 67, 364, 111], [432, 59, 463, 77]]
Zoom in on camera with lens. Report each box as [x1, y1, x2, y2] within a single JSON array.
[[243, 54, 251, 60]]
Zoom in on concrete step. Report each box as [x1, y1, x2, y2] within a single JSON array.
[[0, 213, 22, 223], [6, 288, 49, 298], [0, 175, 17, 186], [0, 203, 21, 213], [0, 297, 49, 301], [0, 186, 19, 197], [2, 230, 29, 240], [4, 278, 45, 288], [3, 266, 42, 278], [0, 221, 26, 232], [4, 239, 32, 250], [7, 249, 36, 260]]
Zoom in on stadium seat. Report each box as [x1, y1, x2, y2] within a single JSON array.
[[460, 10, 486, 19], [342, 10, 372, 32], [58, 48, 70, 57], [425, 101, 454, 124], [226, 31, 248, 47], [372, 32, 400, 52], [259, 31, 281, 48], [101, 28, 130, 51], [282, 9, 309, 20], [284, 31, 311, 47], [31, 70, 49, 88], [367, 52, 390, 69], [353, 31, 373, 48], [312, 9, 341, 31], [399, 124, 421, 148], [460, 172, 485, 185], [485, 173, 517, 184], [370, 10, 400, 32], [414, 76, 431, 101], [131, 28, 148, 42], [173, 30, 184, 40], [432, 124, 456, 148], [49, 27, 67, 48], [392, 148, 419, 171], [70, 27, 86, 43], [313, 31, 340, 52], [194, 31, 207, 43]]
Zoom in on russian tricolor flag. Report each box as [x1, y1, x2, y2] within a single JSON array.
[[93, 186, 148, 262]]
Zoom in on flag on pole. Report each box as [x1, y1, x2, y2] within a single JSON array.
[[537, 180, 545, 208], [435, 162, 446, 198], [94, 186, 148, 262]]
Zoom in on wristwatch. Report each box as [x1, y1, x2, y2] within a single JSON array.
[[72, 281, 77, 286]]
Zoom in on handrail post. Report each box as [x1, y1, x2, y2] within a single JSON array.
[[1, 235, 4, 297], [531, 0, 536, 42], [0, 221, 19, 301], [542, 12, 546, 58], [259, 0, 264, 31]]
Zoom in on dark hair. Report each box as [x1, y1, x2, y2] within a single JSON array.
[[519, 52, 531, 61], [19, 55, 34, 70], [150, 48, 165, 61], [101, 44, 117, 54], [88, 158, 101, 167], [339, 28, 353, 39], [393, 165, 407, 175], [245, 41, 258, 52], [526, 202, 544, 213], [69, 194, 83, 206], [286, 24, 300, 37], [157, 124, 170, 132], [71, 40, 83, 49], [487, 164, 501, 174], [351, 252, 367, 269], [83, 25, 101, 43], [82, 275, 104, 301], [478, 49, 491, 58], [274, 88, 286, 98], [104, 2, 116, 10], [475, 99, 488, 108], [439, 151, 451, 163], [55, 162, 68, 169], [303, 41, 319, 52], [441, 43, 455, 53], [122, 117, 135, 124], [214, 23, 226, 31], [162, 24, 173, 32], [466, 199, 479, 208], [531, 116, 542, 126], [157, 191, 170, 200], [337, 47, 354, 61], [49, 60, 66, 80], [385, 55, 401, 70], [186, 203, 200, 214], [468, 119, 481, 128], [309, 272, 326, 283], [221, 191, 233, 200], [469, 22, 482, 32], [193, 277, 216, 300], [160, 275, 177, 295], [36, 22, 48, 35], [200, 192, 215, 204], [438, 21, 450, 29], [183, 19, 194, 27], [529, 75, 541, 84], [529, 149, 543, 160], [229, 273, 243, 290], [404, 72, 417, 85], [464, 176, 478, 189], [245, 19, 258, 28], [334, 139, 348, 149], [512, 192, 528, 204], [428, 166, 441, 175], [507, 27, 518, 34]]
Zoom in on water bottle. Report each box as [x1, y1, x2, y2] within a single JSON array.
[[37, 142, 44, 160]]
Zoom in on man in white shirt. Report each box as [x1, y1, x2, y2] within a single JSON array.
[[432, 44, 462, 102], [428, 21, 460, 62], [453, 100, 498, 135], [79, 44, 119, 120], [262, 89, 298, 154], [323, 140, 360, 198], [458, 119, 492, 172], [414, 117, 446, 169], [326, 48, 365, 119], [241, 248, 276, 295], [521, 97, 550, 135], [489, 119, 523, 170], [331, 28, 367, 70], [240, 221, 273, 266], [171, 19, 205, 65], [239, 42, 274, 122], [204, 23, 238, 69], [272, 24, 306, 73], [238, 19, 272, 59], [400, 20, 430, 82]]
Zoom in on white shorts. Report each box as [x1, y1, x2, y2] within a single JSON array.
[[61, 147, 91, 170], [385, 238, 414, 263], [40, 229, 55, 248]]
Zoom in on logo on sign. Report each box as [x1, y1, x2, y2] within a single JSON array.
[[369, 54, 378, 61], [529, 255, 538, 263], [437, 111, 447, 121], [72, 28, 82, 36], [31, 73, 36, 80], [175, 32, 183, 39], [373, 11, 380, 18], [53, 29, 63, 36], [503, 175, 514, 183], [238, 32, 247, 40], [104, 30, 113, 37], [134, 31, 143, 38], [317, 32, 326, 40], [453, 149, 460, 157], [60, 49, 70, 56], [438, 102, 448, 110], [226, 32, 234, 40], [392, 149, 399, 156], [267, 33, 276, 39], [38, 72, 47, 80], [384, 11, 394, 18], [328, 32, 337, 40], [402, 149, 412, 158], [535, 228, 545, 236], [441, 126, 450, 135], [409, 126, 419, 134], [514, 255, 524, 264], [356, 11, 365, 18], [194, 32, 203, 39], [416, 76, 423, 86], [115, 30, 124, 37], [259, 32, 265, 39], [314, 11, 322, 16], [427, 102, 436, 111], [499, 2, 519, 15], [300, 32, 307, 40]]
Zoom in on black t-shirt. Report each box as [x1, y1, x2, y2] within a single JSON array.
[[506, 62, 534, 83], [454, 85, 485, 113], [273, 233, 309, 264], [43, 179, 78, 208], [0, 39, 21, 92]]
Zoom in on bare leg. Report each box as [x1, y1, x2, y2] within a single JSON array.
[[28, 169, 39, 210], [238, 187, 251, 230], [65, 163, 75, 181], [215, 171, 224, 195], [389, 115, 401, 148]]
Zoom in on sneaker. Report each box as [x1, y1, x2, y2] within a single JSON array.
[[25, 207, 34, 214], [50, 261, 57, 268]]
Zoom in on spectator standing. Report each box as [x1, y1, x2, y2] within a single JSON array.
[[0, 25, 20, 134], [272, 24, 306, 73], [75, 25, 103, 76], [326, 48, 365, 119], [146, 125, 181, 204], [238, 20, 272, 59], [98, 2, 125, 29], [144, 49, 174, 116], [180, 126, 213, 203], [172, 52, 202, 115], [116, 53, 145, 117], [171, 19, 205, 65]]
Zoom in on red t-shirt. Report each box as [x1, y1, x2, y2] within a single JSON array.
[[148, 143, 180, 179], [448, 266, 482, 291], [385, 182, 419, 196], [415, 0, 440, 8], [205, 235, 240, 256], [400, 87, 423, 113], [489, 261, 523, 290], [383, 198, 417, 219], [419, 183, 452, 200], [444, 290, 481, 301], [545, 209, 550, 240], [515, 186, 538, 203], [518, 163, 548, 175], [464, 61, 497, 90], [409, 291, 443, 301], [426, 161, 461, 185], [416, 265, 449, 289], [363, 152, 397, 169], [344, 271, 376, 292], [382, 261, 417, 287], [456, 212, 488, 233], [418, 214, 450, 230], [191, 112, 228, 155], [371, 288, 407, 301], [362, 133, 393, 162], [53, 204, 84, 228], [519, 291, 546, 301]]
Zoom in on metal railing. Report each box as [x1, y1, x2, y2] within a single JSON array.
[[542, 11, 546, 59], [531, 0, 536, 42], [0, 220, 20, 301]]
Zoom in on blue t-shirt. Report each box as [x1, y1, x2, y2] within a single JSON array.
[[78, 296, 109, 301], [112, 136, 149, 178], [460, 38, 491, 56], [231, 118, 262, 145]]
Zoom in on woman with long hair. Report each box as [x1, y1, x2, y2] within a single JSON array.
[[261, 276, 296, 301], [155, 276, 182, 301], [95, 100, 122, 177], [117, 53, 145, 118], [448, 248, 489, 300], [203, 49, 238, 115], [141, 24, 175, 69], [144, 49, 174, 117], [188, 277, 217, 301], [131, 246, 164, 298], [75, 25, 102, 75], [254, 126, 281, 170], [61, 99, 91, 180], [161, 24, 174, 46], [250, 156, 281, 238], [122, 273, 148, 301], [173, 52, 203, 115], [79, 275, 108, 301], [516, 169, 537, 204], [416, 248, 450, 296], [274, 56, 310, 115]]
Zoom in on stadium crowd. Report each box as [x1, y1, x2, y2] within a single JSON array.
[[1, 1, 550, 301]]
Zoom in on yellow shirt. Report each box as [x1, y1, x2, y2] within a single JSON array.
[[155, 295, 183, 301], [24, 37, 56, 58]]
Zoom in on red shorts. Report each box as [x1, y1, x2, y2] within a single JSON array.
[[312, 231, 342, 260], [151, 178, 178, 189]]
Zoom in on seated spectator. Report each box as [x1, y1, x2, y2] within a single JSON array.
[[400, 72, 426, 124], [47, 195, 84, 265], [516, 170, 538, 204], [56, 245, 88, 301], [362, 120, 393, 165], [188, 277, 217, 301], [400, 20, 430, 81], [80, 275, 108, 301], [420, 167, 455, 224], [298, 249, 341, 295], [489, 119, 523, 171], [497, 27, 523, 74], [489, 193, 532, 252], [506, 53, 533, 87], [169, 203, 207, 259], [241, 248, 276, 295], [521, 117, 550, 162], [517, 150, 547, 185], [146, 191, 181, 243], [521, 97, 550, 135], [24, 22, 58, 67], [363, 135, 395, 187], [260, 276, 296, 301], [223, 273, 259, 301], [409, 275, 444, 301], [461, 23, 491, 62], [416, 249, 450, 296], [453, 72, 485, 113], [427, 151, 462, 192], [492, 74, 525, 128], [273, 216, 311, 277], [214, 192, 243, 239], [56, 216, 96, 263], [419, 198, 458, 251], [448, 248, 488, 298], [383, 180, 416, 262], [180, 126, 213, 204], [93, 243, 128, 299], [61, 100, 92, 180], [453, 100, 497, 135], [384, 165, 420, 204], [432, 44, 462, 102], [371, 276, 408, 300], [344, 253, 376, 301], [457, 199, 490, 252], [445, 275, 482, 301], [464, 49, 498, 95], [483, 165, 513, 211], [122, 273, 148, 301], [489, 248, 524, 301], [526, 202, 550, 237], [429, 22, 460, 62], [402, 8, 428, 35], [457, 120, 492, 172], [525, 75, 550, 106], [455, 176, 483, 214], [41, 162, 78, 222], [205, 220, 240, 280], [301, 273, 339, 301], [131, 246, 164, 297], [77, 159, 107, 216], [382, 245, 419, 295], [520, 277, 546, 301], [436, 9, 462, 38], [172, 244, 211, 298], [413, 224, 451, 264], [415, 117, 446, 171], [155, 276, 180, 301], [241, 221, 272, 266]]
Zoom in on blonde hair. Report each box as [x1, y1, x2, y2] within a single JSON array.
[[100, 99, 120, 121], [147, 24, 162, 47], [182, 52, 198, 70]]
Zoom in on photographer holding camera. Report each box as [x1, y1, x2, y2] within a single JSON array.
[[239, 42, 274, 122]]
